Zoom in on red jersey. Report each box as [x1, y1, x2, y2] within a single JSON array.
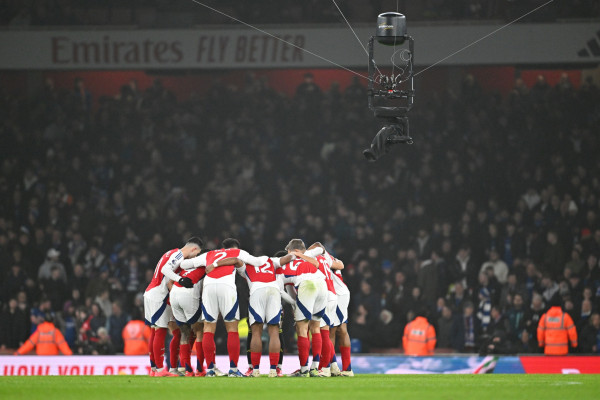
[[173, 266, 206, 288], [244, 257, 277, 284], [180, 248, 262, 289], [205, 248, 241, 279], [144, 248, 182, 299], [237, 256, 280, 295], [316, 254, 336, 295], [279, 258, 322, 286]]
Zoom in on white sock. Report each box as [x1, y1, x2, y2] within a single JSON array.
[[311, 361, 319, 370], [300, 366, 308, 373]]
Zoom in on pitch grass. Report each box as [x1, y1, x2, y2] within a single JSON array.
[[1, 374, 598, 400]]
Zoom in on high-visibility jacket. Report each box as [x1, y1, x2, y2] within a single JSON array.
[[122, 320, 152, 355], [403, 316, 436, 356], [15, 322, 72, 355], [537, 306, 577, 355]]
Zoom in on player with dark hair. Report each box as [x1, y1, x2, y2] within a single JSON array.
[[143, 237, 203, 377], [170, 240, 208, 376], [179, 238, 263, 377]]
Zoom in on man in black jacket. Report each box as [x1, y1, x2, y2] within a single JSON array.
[[580, 312, 600, 354]]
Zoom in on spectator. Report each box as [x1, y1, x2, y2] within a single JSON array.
[[542, 231, 566, 278], [477, 287, 492, 335], [94, 289, 112, 319], [446, 281, 467, 313], [38, 249, 67, 283], [108, 301, 129, 353], [579, 312, 600, 354], [516, 329, 537, 353], [506, 293, 526, 340], [70, 263, 88, 296], [83, 244, 106, 274], [2, 264, 28, 303], [577, 299, 593, 332], [92, 327, 115, 355], [457, 302, 478, 352], [500, 273, 526, 310], [436, 305, 459, 350], [0, 298, 29, 350], [565, 248, 585, 277], [449, 245, 478, 292], [540, 274, 560, 303], [40, 266, 68, 311], [374, 309, 401, 348], [480, 249, 509, 285], [354, 280, 380, 321]]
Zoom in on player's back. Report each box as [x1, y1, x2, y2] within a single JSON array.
[[145, 248, 181, 298], [280, 258, 322, 286], [242, 257, 278, 294], [203, 248, 242, 288], [316, 254, 337, 295], [173, 266, 206, 298]]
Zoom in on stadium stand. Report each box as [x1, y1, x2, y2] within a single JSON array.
[[0, 67, 599, 355]]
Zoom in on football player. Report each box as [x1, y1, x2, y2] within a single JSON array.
[[143, 237, 202, 377]]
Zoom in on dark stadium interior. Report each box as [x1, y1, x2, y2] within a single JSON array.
[[1, 0, 600, 359], [1, 0, 598, 26]]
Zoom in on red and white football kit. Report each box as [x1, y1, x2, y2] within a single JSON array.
[[144, 248, 184, 328], [170, 266, 206, 325], [279, 257, 327, 322], [332, 269, 350, 325], [238, 256, 288, 326], [315, 252, 338, 328], [180, 248, 262, 322]]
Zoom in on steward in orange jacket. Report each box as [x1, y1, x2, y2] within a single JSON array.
[[537, 302, 577, 355], [403, 314, 436, 356], [122, 320, 152, 355], [15, 317, 72, 355]]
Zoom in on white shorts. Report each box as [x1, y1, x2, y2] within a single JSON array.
[[144, 294, 173, 328], [201, 283, 239, 322], [294, 279, 327, 322], [170, 287, 202, 326], [248, 286, 282, 326], [320, 292, 338, 328], [333, 292, 350, 326]]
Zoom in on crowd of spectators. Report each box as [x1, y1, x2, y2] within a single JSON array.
[[0, 66, 599, 356], [1, 0, 598, 27]]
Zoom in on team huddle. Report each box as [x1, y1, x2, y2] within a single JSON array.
[[143, 237, 354, 377]]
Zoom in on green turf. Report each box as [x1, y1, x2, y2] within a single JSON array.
[[1, 374, 598, 400]]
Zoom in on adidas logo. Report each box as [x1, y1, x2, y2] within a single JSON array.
[[578, 29, 600, 57]]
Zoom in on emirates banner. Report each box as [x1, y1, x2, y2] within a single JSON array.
[[0, 23, 598, 70]]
